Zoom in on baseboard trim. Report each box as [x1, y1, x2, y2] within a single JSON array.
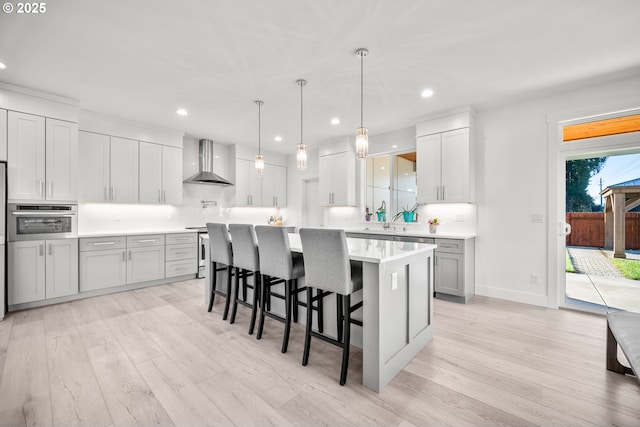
[[475, 285, 549, 307]]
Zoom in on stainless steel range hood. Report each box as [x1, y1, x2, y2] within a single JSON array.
[[183, 139, 233, 186]]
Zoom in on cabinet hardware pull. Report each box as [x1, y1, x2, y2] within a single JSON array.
[[49, 181, 53, 198], [137, 239, 157, 243], [105, 186, 109, 201], [111, 186, 116, 201], [128, 251, 132, 261], [247, 195, 250, 205], [122, 251, 126, 261], [39, 244, 44, 256], [158, 190, 161, 203], [93, 242, 115, 246], [163, 190, 166, 203], [40, 180, 45, 198], [48, 244, 52, 256], [442, 186, 445, 200]]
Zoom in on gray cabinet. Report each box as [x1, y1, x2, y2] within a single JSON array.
[[165, 233, 198, 278], [433, 238, 475, 303]]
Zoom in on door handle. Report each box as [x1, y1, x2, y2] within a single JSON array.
[[561, 222, 572, 236], [39, 244, 44, 257]]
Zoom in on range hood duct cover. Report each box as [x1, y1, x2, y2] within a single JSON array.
[[183, 139, 233, 186]]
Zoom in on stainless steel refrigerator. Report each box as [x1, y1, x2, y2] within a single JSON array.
[[0, 162, 5, 320]]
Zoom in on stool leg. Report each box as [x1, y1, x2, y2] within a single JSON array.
[[207, 262, 217, 312], [242, 271, 248, 302], [317, 289, 324, 334], [336, 294, 344, 342], [222, 265, 233, 320], [265, 276, 272, 311], [293, 279, 299, 323], [302, 287, 313, 366], [257, 274, 267, 340], [248, 272, 260, 335], [340, 294, 351, 386], [282, 279, 292, 353], [230, 267, 241, 324]]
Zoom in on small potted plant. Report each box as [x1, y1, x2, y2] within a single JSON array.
[[428, 217, 440, 233], [365, 207, 373, 222], [392, 203, 418, 223], [376, 201, 386, 222]]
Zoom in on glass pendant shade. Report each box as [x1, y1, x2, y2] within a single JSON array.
[[355, 126, 368, 159], [296, 143, 307, 170], [255, 153, 264, 176]]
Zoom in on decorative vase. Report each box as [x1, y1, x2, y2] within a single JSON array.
[[402, 212, 415, 223], [365, 215, 372, 222], [377, 212, 386, 222], [429, 224, 437, 233]]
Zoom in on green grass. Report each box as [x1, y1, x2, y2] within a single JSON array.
[[566, 250, 576, 273], [610, 258, 640, 280]]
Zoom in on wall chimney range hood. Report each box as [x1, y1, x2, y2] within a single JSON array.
[[183, 139, 233, 186]]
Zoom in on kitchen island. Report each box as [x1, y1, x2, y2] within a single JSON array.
[[204, 232, 436, 392]]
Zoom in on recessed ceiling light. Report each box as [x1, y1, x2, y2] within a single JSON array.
[[0, 62, 6, 70], [421, 89, 434, 98], [331, 118, 340, 125], [392, 145, 398, 148], [274, 136, 282, 142], [176, 108, 188, 116]]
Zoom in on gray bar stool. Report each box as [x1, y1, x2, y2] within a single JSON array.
[[299, 228, 363, 386], [205, 222, 233, 320], [228, 224, 261, 334], [255, 225, 306, 353]]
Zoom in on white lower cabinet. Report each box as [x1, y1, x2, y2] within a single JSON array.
[[8, 239, 78, 305], [126, 245, 165, 284], [432, 238, 475, 303], [165, 233, 198, 278]]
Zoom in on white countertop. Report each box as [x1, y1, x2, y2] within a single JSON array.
[[78, 229, 197, 238], [343, 228, 476, 240]]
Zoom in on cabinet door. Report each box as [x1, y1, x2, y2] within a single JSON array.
[[273, 165, 287, 207], [435, 252, 464, 296], [162, 146, 183, 205], [234, 159, 251, 206], [261, 164, 276, 207], [0, 109, 7, 161], [441, 128, 470, 202], [79, 131, 111, 202], [45, 119, 78, 201], [416, 133, 441, 203], [8, 112, 46, 201], [8, 241, 46, 304], [45, 239, 79, 298], [80, 248, 127, 292], [318, 155, 333, 206], [331, 152, 356, 206], [127, 246, 165, 284], [110, 137, 139, 203], [139, 141, 163, 204]]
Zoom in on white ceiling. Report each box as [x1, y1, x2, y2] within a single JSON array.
[[1, 0, 639, 154]]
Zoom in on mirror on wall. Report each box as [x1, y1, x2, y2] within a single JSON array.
[[365, 152, 417, 222]]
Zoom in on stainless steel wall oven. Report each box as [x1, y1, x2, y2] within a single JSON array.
[[8, 204, 78, 241]]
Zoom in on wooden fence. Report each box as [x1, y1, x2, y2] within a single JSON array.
[[566, 212, 640, 249]]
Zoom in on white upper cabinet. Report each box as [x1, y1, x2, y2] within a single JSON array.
[[139, 141, 163, 203], [416, 112, 473, 204], [0, 109, 7, 161], [8, 112, 46, 201], [79, 131, 138, 203], [234, 158, 263, 207], [161, 145, 183, 205], [45, 118, 78, 201], [262, 163, 287, 207], [319, 151, 356, 206]]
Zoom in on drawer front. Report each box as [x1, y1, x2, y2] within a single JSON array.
[[80, 236, 127, 252], [166, 243, 197, 261], [166, 233, 197, 245], [127, 234, 165, 248], [166, 259, 198, 277], [434, 238, 464, 254]]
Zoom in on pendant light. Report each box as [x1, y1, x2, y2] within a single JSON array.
[[296, 79, 308, 170], [254, 100, 265, 176], [355, 48, 369, 159]]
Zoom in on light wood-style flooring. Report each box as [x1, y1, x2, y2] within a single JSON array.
[[0, 279, 638, 427]]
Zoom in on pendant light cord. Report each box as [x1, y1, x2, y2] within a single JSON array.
[[300, 82, 304, 144], [258, 101, 261, 154], [360, 51, 364, 128]]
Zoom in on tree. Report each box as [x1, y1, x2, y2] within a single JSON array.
[[566, 158, 607, 212]]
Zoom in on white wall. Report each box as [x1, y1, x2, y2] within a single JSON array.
[[474, 73, 640, 307]]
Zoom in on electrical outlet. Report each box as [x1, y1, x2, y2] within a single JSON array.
[[455, 213, 464, 222], [391, 272, 398, 290], [531, 214, 544, 223], [530, 274, 539, 285], [114, 215, 121, 222]]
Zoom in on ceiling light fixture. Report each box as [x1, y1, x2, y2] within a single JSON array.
[[254, 100, 265, 176], [421, 88, 434, 98], [331, 117, 340, 125], [296, 79, 308, 170], [176, 108, 188, 116], [355, 48, 369, 159]]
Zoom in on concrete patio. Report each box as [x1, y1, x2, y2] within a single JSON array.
[[566, 246, 640, 312]]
